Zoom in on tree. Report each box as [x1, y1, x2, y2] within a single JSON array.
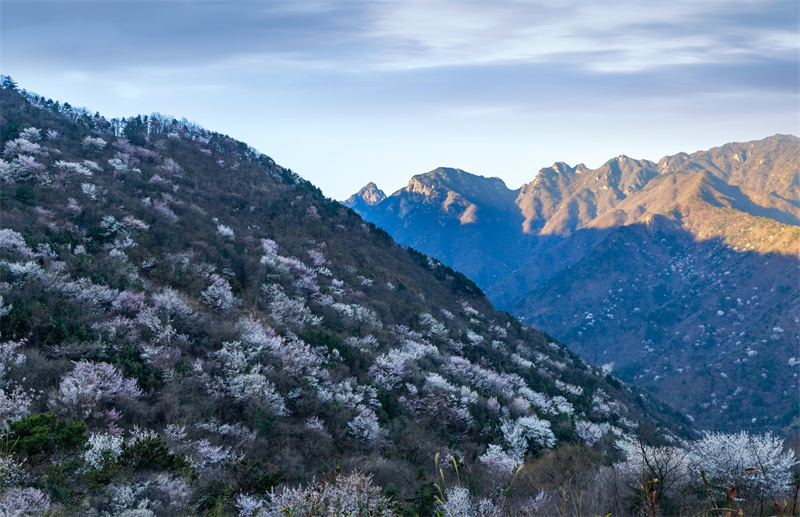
[[0, 76, 17, 91], [690, 431, 796, 498]]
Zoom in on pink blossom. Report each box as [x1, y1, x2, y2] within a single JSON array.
[[15, 155, 46, 176], [261, 238, 279, 255], [113, 291, 146, 316], [157, 158, 183, 177], [52, 360, 142, 417], [3, 138, 46, 157]]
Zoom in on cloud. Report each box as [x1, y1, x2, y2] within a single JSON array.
[[360, 1, 797, 72], [4, 1, 796, 75]]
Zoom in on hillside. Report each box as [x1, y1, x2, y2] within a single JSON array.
[[0, 81, 697, 514], [517, 209, 800, 433], [346, 136, 800, 434]]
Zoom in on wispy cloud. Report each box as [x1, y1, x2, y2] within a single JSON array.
[[362, 1, 797, 73]]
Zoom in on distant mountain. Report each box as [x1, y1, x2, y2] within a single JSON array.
[[0, 81, 694, 514], [346, 135, 800, 433], [345, 181, 386, 211], [347, 168, 527, 288]]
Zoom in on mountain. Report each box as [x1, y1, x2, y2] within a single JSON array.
[[0, 81, 695, 514], [516, 167, 800, 433], [345, 181, 386, 212], [347, 168, 526, 289], [346, 135, 800, 434]]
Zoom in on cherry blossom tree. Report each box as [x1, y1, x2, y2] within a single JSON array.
[[202, 274, 240, 313], [52, 361, 142, 417], [82, 135, 107, 150], [690, 431, 797, 497]]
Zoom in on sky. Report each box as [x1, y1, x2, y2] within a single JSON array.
[[1, 1, 798, 200]]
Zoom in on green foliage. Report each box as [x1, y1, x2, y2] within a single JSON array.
[[119, 436, 190, 474], [404, 468, 439, 516], [122, 115, 147, 146], [43, 459, 87, 505], [0, 303, 31, 339], [14, 183, 35, 206], [93, 340, 162, 392], [406, 247, 483, 296], [604, 374, 622, 389], [367, 222, 394, 246], [228, 458, 285, 494], [254, 408, 273, 437], [5, 413, 87, 458], [195, 477, 235, 515], [48, 315, 92, 343], [377, 387, 404, 422], [85, 449, 123, 486], [0, 75, 18, 91], [305, 329, 366, 371]]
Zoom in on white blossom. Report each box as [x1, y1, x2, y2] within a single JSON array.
[[82, 135, 107, 150], [202, 274, 240, 313], [217, 224, 235, 240], [52, 361, 142, 417], [0, 487, 51, 516], [690, 431, 796, 496], [84, 432, 124, 469]]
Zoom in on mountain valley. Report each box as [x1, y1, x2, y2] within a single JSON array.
[[347, 135, 800, 435]]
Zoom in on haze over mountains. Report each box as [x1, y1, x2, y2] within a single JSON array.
[[346, 135, 800, 433]]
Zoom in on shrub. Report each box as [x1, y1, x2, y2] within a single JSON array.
[[119, 436, 190, 474], [5, 412, 87, 458]]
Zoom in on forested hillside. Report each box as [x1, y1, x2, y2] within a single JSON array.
[[0, 79, 713, 515]]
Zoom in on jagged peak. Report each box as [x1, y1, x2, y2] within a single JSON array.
[[345, 181, 386, 206], [411, 167, 509, 189], [399, 167, 514, 206]]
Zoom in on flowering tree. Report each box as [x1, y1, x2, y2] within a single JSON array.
[[82, 135, 107, 150], [202, 274, 240, 313], [84, 431, 124, 469], [55, 160, 93, 177], [690, 431, 797, 497], [347, 404, 386, 447], [0, 339, 31, 427], [0, 229, 34, 257], [494, 415, 556, 465], [263, 284, 320, 329], [615, 439, 692, 505], [217, 224, 235, 240], [0, 488, 51, 516], [266, 471, 396, 516], [210, 341, 287, 416], [52, 361, 142, 417]]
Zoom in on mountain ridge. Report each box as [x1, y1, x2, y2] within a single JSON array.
[[346, 134, 800, 433]]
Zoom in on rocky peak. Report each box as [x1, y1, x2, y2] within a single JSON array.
[[345, 182, 386, 206]]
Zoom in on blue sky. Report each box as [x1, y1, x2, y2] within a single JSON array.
[[2, 1, 797, 200]]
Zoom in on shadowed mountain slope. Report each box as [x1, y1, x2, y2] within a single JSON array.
[[347, 135, 800, 433]]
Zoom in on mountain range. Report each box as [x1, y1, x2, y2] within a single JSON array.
[[346, 135, 800, 433]]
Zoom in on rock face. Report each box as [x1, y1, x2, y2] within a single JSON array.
[[345, 181, 386, 209], [347, 135, 800, 433]]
